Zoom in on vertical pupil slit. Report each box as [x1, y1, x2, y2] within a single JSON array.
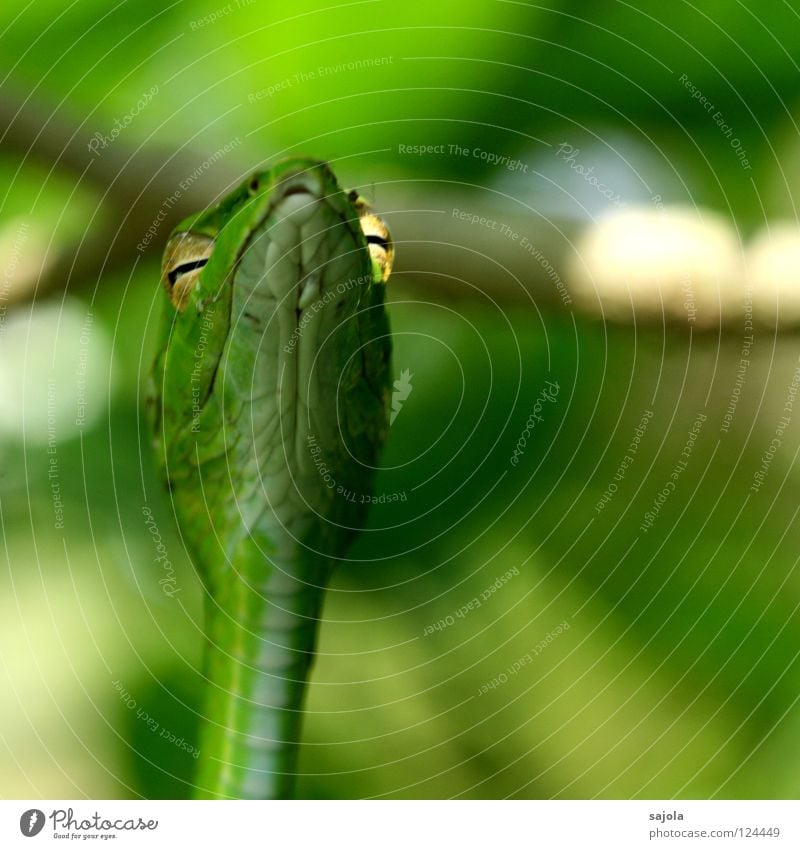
[[168, 259, 209, 286]]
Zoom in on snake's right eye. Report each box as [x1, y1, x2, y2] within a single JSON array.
[[161, 232, 215, 310]]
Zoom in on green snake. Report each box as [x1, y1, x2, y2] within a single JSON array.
[[147, 159, 393, 799]]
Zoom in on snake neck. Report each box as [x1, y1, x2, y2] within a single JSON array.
[[194, 546, 329, 800]]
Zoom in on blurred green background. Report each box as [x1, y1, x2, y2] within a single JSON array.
[[2, 0, 800, 799]]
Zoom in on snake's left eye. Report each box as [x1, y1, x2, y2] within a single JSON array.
[[356, 207, 393, 284], [161, 232, 215, 310]]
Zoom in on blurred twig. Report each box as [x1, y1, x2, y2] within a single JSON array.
[[1, 86, 572, 308], [0, 85, 240, 302]]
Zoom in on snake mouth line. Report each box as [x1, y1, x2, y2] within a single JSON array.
[[231, 175, 366, 397], [277, 190, 324, 314], [248, 184, 328, 321]]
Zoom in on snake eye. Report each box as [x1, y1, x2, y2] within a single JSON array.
[[356, 203, 393, 283], [161, 232, 215, 310]]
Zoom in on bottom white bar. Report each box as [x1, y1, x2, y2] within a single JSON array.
[[2, 800, 796, 848]]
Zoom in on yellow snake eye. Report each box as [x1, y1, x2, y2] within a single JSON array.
[[161, 232, 215, 310], [353, 197, 393, 283]]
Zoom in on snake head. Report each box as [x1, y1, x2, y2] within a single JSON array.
[[149, 159, 393, 572]]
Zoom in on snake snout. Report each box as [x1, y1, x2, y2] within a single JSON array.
[[274, 161, 328, 207], [272, 189, 320, 229]]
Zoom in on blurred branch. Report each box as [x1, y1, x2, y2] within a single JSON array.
[[381, 185, 577, 309], [0, 85, 240, 302], [1, 86, 570, 308]]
